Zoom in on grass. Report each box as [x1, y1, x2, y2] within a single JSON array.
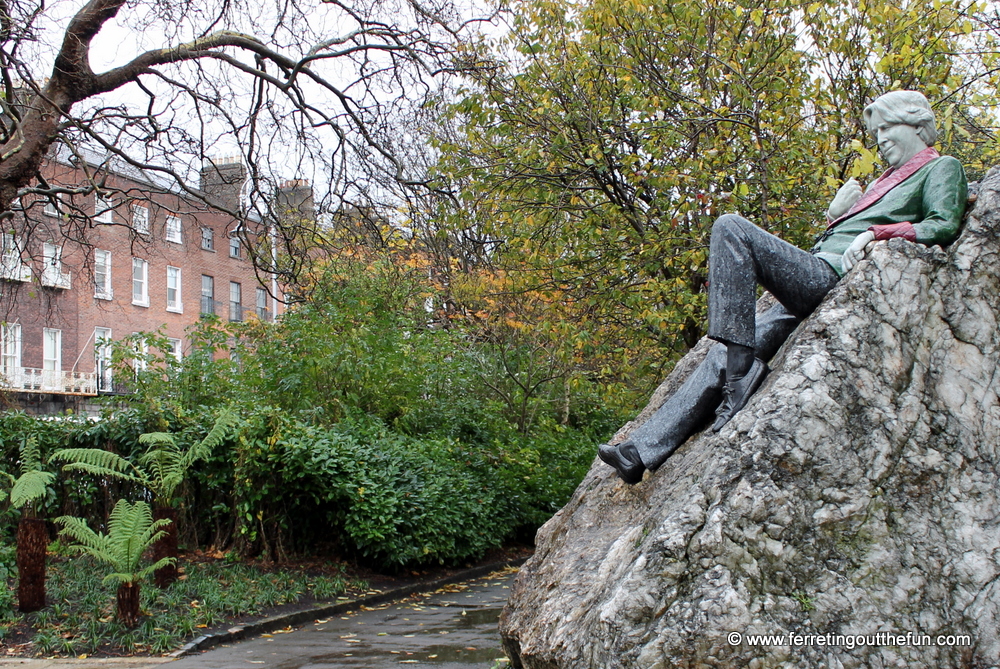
[[0, 552, 367, 657]]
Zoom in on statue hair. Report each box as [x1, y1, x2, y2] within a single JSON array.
[[863, 90, 938, 146]]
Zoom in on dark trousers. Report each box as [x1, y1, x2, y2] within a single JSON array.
[[629, 215, 839, 470]]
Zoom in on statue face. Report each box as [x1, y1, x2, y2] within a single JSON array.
[[869, 110, 928, 169]]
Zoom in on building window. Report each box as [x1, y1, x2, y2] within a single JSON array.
[[95, 195, 114, 223], [201, 275, 215, 315], [229, 236, 241, 258], [229, 282, 242, 322], [132, 204, 150, 234], [256, 287, 268, 320], [1, 323, 21, 382], [1, 234, 28, 282], [42, 243, 71, 289], [1, 234, 18, 264], [94, 249, 113, 299], [132, 334, 148, 373], [167, 266, 182, 312], [132, 258, 148, 306], [166, 338, 183, 362], [43, 328, 61, 389], [165, 216, 182, 243], [43, 193, 63, 217], [201, 227, 214, 251], [95, 327, 112, 392]]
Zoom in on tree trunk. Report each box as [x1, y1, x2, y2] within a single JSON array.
[[116, 582, 141, 628], [153, 508, 178, 588], [16, 518, 47, 612]]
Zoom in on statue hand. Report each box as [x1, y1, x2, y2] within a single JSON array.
[[827, 177, 863, 220], [842, 230, 876, 272]]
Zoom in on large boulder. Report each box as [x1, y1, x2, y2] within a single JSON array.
[[500, 167, 1000, 669]]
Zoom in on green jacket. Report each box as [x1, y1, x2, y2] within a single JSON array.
[[812, 149, 968, 276]]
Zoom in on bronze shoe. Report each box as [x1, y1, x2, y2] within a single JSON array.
[[712, 358, 768, 432], [598, 441, 645, 484]]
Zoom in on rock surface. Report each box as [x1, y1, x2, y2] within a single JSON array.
[[500, 167, 1000, 669]]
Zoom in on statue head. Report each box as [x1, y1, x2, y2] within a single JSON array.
[[863, 90, 938, 146], [863, 91, 937, 169]]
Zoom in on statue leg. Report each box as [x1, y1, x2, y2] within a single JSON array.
[[707, 214, 839, 348], [600, 215, 839, 483], [705, 214, 840, 430], [626, 303, 801, 471], [600, 303, 803, 481]]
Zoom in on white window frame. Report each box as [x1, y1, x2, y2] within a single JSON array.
[[132, 258, 149, 307], [42, 328, 62, 390], [1, 234, 29, 282], [94, 249, 113, 299], [201, 274, 215, 315], [165, 216, 183, 243], [166, 266, 183, 313], [94, 327, 112, 392], [229, 236, 241, 258], [256, 287, 268, 319], [43, 242, 62, 273], [43, 194, 63, 217], [95, 195, 114, 224], [201, 226, 214, 251], [229, 281, 242, 322], [41, 242, 70, 288], [2, 233, 19, 265], [132, 333, 148, 372], [1, 322, 22, 381], [132, 204, 150, 234], [166, 337, 183, 362]]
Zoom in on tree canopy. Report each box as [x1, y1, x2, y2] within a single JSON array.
[[426, 0, 1000, 381]]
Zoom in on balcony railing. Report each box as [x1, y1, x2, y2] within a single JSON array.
[[255, 307, 272, 321], [98, 378, 132, 395], [200, 296, 222, 316], [229, 303, 244, 322], [1, 367, 97, 395], [41, 267, 72, 289]]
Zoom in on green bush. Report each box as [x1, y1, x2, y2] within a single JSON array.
[[0, 258, 626, 570], [0, 542, 15, 620], [234, 413, 505, 566]]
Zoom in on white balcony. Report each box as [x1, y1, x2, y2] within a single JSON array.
[[0, 260, 31, 282], [41, 268, 72, 289], [0, 367, 97, 395]]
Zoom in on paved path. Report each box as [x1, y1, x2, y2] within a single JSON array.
[[1, 569, 515, 669]]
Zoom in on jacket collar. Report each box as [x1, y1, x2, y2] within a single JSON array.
[[828, 147, 940, 228]]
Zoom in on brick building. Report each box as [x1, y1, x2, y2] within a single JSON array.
[[0, 149, 287, 414]]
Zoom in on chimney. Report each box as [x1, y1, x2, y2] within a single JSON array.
[[276, 179, 315, 222], [200, 157, 247, 212]]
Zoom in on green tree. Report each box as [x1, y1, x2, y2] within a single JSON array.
[[432, 0, 998, 385]]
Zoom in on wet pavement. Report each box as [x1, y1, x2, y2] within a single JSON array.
[[0, 568, 516, 669], [167, 567, 514, 668]]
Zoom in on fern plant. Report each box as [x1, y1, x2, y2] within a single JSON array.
[[51, 410, 237, 588], [3, 436, 57, 612], [5, 436, 55, 517], [52, 410, 237, 505], [56, 499, 174, 627]]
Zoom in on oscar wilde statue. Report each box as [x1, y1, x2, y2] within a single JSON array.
[[599, 90, 968, 484]]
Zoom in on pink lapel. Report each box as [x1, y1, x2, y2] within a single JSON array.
[[828, 147, 940, 228]]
